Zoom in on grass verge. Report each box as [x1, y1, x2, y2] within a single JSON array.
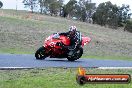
[[0, 48, 34, 54], [0, 68, 132, 88]]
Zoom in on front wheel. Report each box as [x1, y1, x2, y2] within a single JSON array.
[[67, 47, 83, 61], [35, 46, 47, 60]]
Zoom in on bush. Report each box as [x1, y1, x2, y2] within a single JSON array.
[[0, 1, 3, 8], [124, 20, 132, 33]]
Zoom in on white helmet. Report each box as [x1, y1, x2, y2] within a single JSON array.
[[69, 26, 77, 32]]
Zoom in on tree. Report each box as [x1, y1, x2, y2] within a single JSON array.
[[124, 20, 132, 33], [23, 0, 38, 13], [39, 0, 45, 14], [49, 0, 61, 16], [92, 2, 113, 26], [58, 0, 64, 16], [0, 1, 3, 8], [39, 0, 63, 16], [118, 4, 132, 26], [38, 0, 52, 14], [92, 1, 131, 29], [77, 0, 96, 22], [85, 2, 96, 18], [63, 0, 77, 18]]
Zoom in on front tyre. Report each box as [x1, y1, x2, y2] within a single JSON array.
[[35, 46, 46, 60]]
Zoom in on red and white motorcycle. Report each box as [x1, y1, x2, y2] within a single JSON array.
[[35, 32, 91, 61]]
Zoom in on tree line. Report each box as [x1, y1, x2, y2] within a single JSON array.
[[23, 0, 96, 21], [23, 0, 132, 32]]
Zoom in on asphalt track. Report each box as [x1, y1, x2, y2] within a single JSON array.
[[0, 54, 132, 68]]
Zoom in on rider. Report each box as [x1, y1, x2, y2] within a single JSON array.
[[58, 26, 79, 55]]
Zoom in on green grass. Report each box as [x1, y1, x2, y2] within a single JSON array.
[[0, 48, 34, 54], [0, 68, 132, 88]]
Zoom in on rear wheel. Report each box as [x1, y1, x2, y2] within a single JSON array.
[[67, 47, 83, 61], [35, 46, 47, 60]]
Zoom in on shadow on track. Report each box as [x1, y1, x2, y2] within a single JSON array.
[[45, 59, 83, 63]]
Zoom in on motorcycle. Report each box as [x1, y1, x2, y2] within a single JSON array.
[[35, 31, 91, 61]]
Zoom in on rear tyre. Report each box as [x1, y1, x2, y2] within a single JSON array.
[[67, 47, 83, 61], [35, 46, 47, 60]]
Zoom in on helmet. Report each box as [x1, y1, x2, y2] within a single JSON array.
[[69, 26, 77, 36], [69, 26, 77, 32]]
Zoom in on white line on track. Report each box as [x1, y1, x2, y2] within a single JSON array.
[[98, 67, 132, 69], [1, 67, 132, 70]]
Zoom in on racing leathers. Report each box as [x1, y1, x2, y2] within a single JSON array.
[[58, 31, 79, 56]]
